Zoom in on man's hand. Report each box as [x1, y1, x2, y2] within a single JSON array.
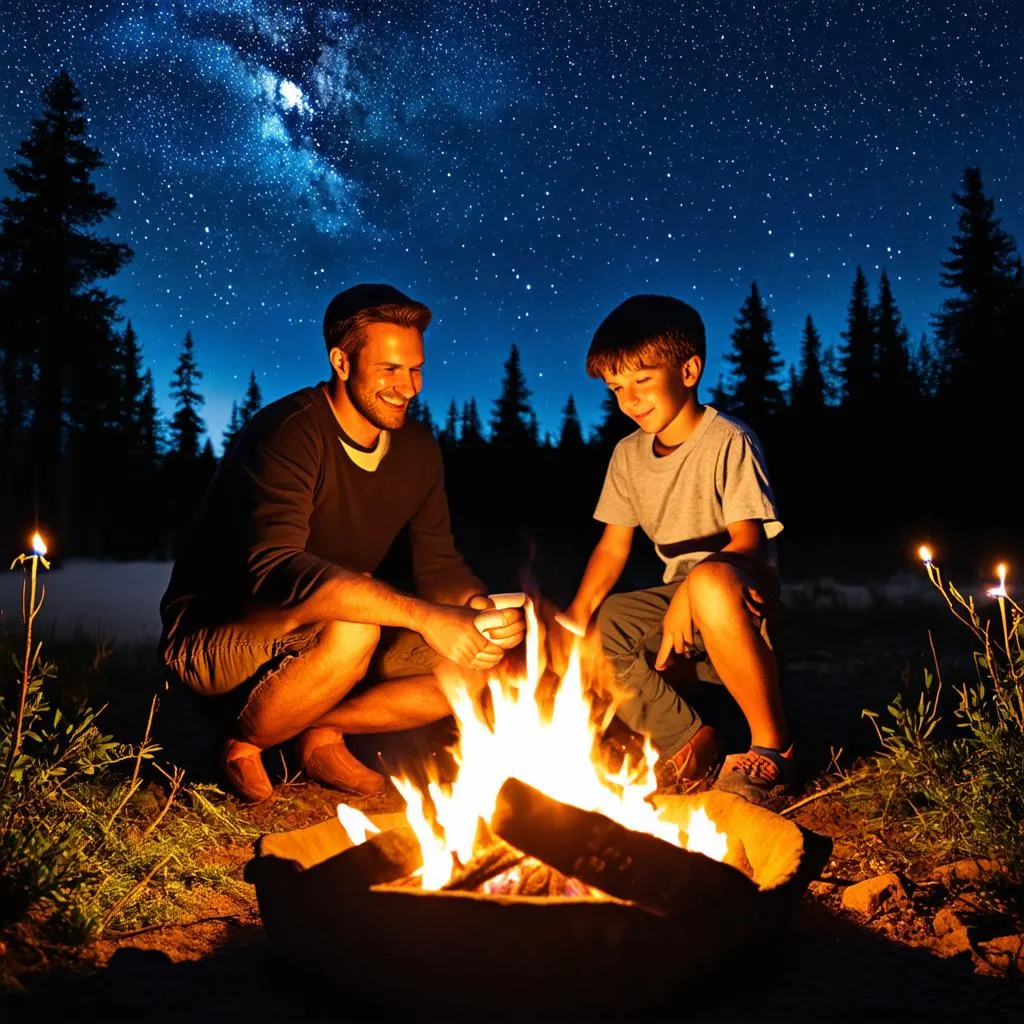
[[419, 604, 507, 670], [466, 594, 527, 652], [655, 579, 694, 671]]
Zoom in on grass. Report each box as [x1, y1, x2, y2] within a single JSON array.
[[0, 554, 262, 950], [845, 556, 1024, 893]]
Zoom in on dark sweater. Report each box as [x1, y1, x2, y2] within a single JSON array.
[[160, 384, 482, 630]]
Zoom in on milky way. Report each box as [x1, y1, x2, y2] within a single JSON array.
[[2, 1, 1021, 443]]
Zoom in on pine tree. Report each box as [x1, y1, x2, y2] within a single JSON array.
[[723, 282, 784, 432], [439, 399, 460, 449], [240, 370, 263, 424], [820, 346, 842, 407], [934, 166, 1021, 405], [168, 330, 206, 462], [590, 389, 632, 448], [873, 271, 917, 405], [460, 398, 485, 451], [0, 72, 132, 543], [407, 394, 437, 434], [222, 401, 243, 454], [489, 344, 535, 450], [792, 314, 826, 417], [557, 394, 585, 452], [138, 369, 161, 462], [839, 266, 875, 409]]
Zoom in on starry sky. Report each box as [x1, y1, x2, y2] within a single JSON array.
[[2, 1, 1021, 447]]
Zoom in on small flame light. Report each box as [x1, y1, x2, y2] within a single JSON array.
[[988, 562, 1008, 600], [31, 532, 47, 557], [917, 544, 933, 565]]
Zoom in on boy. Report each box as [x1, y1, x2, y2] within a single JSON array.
[[558, 294, 792, 806]]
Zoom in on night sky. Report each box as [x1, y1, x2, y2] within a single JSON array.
[[2, 1, 1021, 447]]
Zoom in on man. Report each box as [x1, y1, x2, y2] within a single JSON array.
[[159, 284, 525, 802]]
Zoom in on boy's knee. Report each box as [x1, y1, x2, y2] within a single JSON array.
[[687, 561, 745, 628]]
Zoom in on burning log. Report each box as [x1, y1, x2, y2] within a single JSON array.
[[441, 839, 524, 892], [492, 777, 757, 919]]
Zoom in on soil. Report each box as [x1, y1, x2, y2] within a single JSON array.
[[2, 592, 1023, 1020]]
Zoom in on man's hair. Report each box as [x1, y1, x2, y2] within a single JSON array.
[[585, 294, 706, 379], [322, 283, 431, 358]]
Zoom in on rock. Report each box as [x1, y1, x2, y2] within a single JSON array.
[[976, 935, 1024, 972], [932, 907, 971, 955], [840, 872, 907, 916], [931, 858, 1004, 887]]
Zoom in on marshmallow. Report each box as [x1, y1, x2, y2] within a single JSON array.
[[489, 591, 527, 610]]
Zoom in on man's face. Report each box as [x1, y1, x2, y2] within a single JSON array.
[[342, 321, 425, 432], [602, 361, 695, 435]]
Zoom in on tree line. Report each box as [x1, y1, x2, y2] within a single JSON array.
[[2, 74, 1022, 584]]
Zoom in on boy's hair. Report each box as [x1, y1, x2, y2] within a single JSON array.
[[585, 294, 706, 379], [322, 283, 431, 358]]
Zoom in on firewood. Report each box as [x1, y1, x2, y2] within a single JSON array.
[[441, 840, 525, 892], [492, 777, 757, 918], [313, 825, 423, 892], [724, 836, 754, 879]]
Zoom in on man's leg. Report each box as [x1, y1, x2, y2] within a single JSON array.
[[163, 611, 383, 799]]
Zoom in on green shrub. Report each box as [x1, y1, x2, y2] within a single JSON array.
[[854, 556, 1024, 877]]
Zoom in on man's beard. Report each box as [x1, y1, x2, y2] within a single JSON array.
[[345, 377, 409, 432]]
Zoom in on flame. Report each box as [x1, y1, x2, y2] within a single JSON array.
[[336, 802, 381, 845], [988, 562, 1008, 599], [337, 600, 728, 891], [31, 532, 47, 557], [917, 544, 932, 564]]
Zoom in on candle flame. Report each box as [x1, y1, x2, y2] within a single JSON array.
[[31, 532, 47, 557], [988, 562, 1008, 599], [917, 544, 932, 564]]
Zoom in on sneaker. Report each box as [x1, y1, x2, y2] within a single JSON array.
[[221, 742, 274, 803], [299, 734, 386, 797], [714, 744, 795, 807], [654, 724, 722, 790]]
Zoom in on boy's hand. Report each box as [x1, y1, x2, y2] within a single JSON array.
[[655, 580, 694, 671]]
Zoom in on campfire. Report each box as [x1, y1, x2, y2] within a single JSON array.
[[332, 597, 752, 900], [246, 599, 831, 1010]]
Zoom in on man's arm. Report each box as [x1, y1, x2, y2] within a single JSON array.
[[564, 523, 635, 629]]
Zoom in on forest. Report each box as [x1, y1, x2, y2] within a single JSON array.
[[2, 73, 1022, 591]]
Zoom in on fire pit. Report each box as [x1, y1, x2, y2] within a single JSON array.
[[245, 603, 832, 1011]]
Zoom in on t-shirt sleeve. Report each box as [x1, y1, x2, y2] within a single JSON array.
[[717, 431, 783, 538], [593, 444, 639, 526]]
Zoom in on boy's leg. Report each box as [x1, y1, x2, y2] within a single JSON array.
[[685, 558, 787, 751], [596, 584, 705, 759]]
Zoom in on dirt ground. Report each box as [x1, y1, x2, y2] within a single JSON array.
[[2, 592, 1023, 1020]]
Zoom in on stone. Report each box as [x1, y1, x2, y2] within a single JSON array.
[[840, 872, 906, 916], [932, 906, 971, 955], [931, 858, 1004, 887], [976, 935, 1024, 972]]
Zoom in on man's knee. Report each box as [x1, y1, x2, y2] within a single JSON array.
[[317, 618, 381, 669]]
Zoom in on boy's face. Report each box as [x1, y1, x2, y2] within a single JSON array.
[[602, 358, 700, 435]]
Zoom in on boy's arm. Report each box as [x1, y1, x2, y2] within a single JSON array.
[[564, 523, 635, 629]]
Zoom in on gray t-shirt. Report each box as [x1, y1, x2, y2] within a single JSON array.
[[593, 406, 783, 584]]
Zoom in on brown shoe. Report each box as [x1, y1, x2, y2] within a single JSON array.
[[654, 724, 722, 789], [221, 743, 274, 803], [300, 736, 386, 796]]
